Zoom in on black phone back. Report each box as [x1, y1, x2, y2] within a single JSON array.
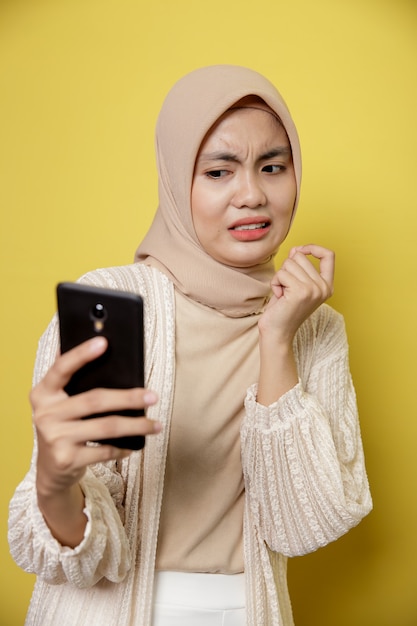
[[57, 282, 145, 450]]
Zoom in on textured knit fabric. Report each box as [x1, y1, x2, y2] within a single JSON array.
[[8, 263, 372, 626]]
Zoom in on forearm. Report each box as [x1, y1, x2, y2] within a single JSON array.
[[37, 482, 88, 548], [242, 381, 372, 556], [257, 331, 298, 406], [243, 307, 373, 555], [257, 243, 335, 405], [9, 469, 131, 587]]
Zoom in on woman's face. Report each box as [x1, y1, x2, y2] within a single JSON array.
[[191, 106, 297, 268]]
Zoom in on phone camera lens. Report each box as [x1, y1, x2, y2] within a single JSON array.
[[92, 303, 106, 319]]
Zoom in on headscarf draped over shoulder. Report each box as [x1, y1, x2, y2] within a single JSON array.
[[135, 65, 301, 318]]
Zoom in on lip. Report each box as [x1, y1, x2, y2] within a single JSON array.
[[228, 216, 270, 229], [228, 216, 271, 241]]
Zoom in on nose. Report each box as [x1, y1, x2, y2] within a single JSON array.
[[232, 171, 267, 209]]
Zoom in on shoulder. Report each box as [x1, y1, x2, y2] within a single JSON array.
[[77, 263, 173, 294], [77, 264, 176, 336]]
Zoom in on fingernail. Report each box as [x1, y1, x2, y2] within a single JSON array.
[[90, 336, 107, 352], [153, 421, 162, 433], [144, 391, 158, 405]]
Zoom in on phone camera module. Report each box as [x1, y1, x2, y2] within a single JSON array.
[[92, 303, 106, 319], [90, 303, 107, 332]]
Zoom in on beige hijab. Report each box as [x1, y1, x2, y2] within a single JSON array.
[[135, 65, 301, 318]]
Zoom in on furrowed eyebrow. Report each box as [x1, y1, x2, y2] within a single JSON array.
[[198, 151, 240, 163], [259, 147, 291, 160], [197, 146, 292, 165]]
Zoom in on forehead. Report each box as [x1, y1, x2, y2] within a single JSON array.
[[197, 106, 289, 155]]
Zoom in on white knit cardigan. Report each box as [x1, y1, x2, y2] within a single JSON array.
[[8, 264, 372, 626]]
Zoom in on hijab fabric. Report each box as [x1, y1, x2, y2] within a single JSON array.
[[135, 65, 301, 318]]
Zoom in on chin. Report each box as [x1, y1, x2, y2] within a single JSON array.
[[222, 255, 274, 269]]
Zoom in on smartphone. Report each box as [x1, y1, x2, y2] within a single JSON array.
[[57, 282, 145, 450]]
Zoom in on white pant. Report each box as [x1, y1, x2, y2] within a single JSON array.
[[152, 571, 246, 626]]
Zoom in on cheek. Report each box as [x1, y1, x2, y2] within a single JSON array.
[[275, 177, 297, 214], [191, 183, 221, 226]]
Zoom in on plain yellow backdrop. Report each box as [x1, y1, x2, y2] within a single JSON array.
[[1, 0, 416, 624]]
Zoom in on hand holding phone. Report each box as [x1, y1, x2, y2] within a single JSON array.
[[57, 282, 146, 450]]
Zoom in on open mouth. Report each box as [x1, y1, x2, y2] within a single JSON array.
[[230, 222, 269, 231], [228, 219, 272, 241]]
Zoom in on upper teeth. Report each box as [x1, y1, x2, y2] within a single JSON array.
[[233, 222, 267, 231]]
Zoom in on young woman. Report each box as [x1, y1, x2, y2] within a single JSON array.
[[9, 65, 372, 626]]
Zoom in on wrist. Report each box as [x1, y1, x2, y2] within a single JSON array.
[[257, 339, 298, 406], [258, 327, 295, 355], [258, 315, 296, 345], [37, 482, 84, 513], [37, 483, 87, 548]]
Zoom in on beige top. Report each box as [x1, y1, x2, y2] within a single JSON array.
[[156, 289, 261, 573]]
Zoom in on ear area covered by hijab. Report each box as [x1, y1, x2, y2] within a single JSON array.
[[135, 65, 302, 318]]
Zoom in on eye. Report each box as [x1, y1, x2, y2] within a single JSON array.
[[206, 169, 229, 179], [262, 164, 285, 174]]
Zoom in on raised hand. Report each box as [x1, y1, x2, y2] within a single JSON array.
[[260, 244, 335, 343], [257, 245, 335, 406], [31, 336, 160, 546]]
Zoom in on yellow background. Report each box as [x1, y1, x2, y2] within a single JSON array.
[[1, 0, 416, 624]]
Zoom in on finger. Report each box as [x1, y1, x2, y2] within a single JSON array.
[[273, 257, 318, 296], [78, 415, 162, 444], [280, 256, 317, 283], [290, 245, 335, 289], [41, 439, 134, 476], [42, 337, 108, 393], [270, 269, 287, 301], [73, 444, 133, 467], [36, 386, 159, 425], [35, 400, 161, 465]]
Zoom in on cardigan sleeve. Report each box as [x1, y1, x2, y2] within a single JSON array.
[[8, 465, 131, 588], [240, 304, 372, 557], [8, 314, 132, 588]]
